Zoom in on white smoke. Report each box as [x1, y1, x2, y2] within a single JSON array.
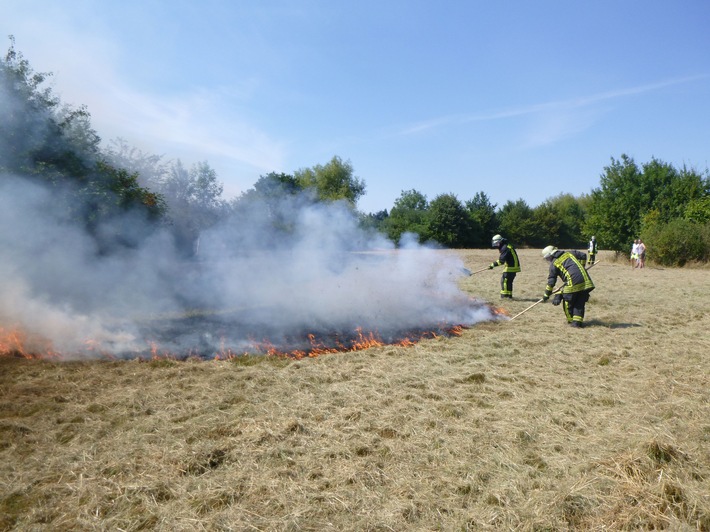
[[0, 175, 495, 359]]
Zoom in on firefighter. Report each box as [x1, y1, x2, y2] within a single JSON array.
[[587, 235, 597, 266], [489, 234, 521, 299], [541, 245, 595, 327]]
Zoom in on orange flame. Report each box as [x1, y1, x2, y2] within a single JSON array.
[[2, 321, 475, 361], [447, 325, 465, 336], [490, 305, 509, 317], [240, 324, 469, 360], [0, 326, 61, 359]]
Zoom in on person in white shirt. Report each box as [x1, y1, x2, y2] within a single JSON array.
[[631, 240, 639, 268], [587, 236, 597, 265], [637, 240, 646, 268]]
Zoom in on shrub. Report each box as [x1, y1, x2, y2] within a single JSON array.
[[641, 218, 710, 266]]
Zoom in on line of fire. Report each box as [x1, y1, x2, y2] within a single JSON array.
[[1, 302, 508, 361]]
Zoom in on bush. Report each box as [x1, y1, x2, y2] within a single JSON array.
[[641, 218, 710, 266]]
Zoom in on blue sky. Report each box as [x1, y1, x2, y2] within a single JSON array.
[[3, 0, 709, 213]]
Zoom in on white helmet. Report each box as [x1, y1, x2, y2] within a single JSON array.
[[591, 236, 596, 241], [542, 245, 557, 259], [491, 234, 503, 248]]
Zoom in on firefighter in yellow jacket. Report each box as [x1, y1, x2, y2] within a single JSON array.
[[541, 245, 595, 327], [489, 234, 521, 299]]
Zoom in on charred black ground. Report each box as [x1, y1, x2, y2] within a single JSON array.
[[130, 312, 477, 360]]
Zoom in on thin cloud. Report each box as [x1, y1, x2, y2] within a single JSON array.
[[96, 84, 285, 172], [522, 106, 605, 149], [398, 75, 708, 137]]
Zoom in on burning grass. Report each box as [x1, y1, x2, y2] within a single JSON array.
[[0, 327, 61, 360], [1, 249, 710, 530], [2, 294, 497, 360], [1, 318, 484, 361]]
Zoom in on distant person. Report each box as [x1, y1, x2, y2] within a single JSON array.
[[587, 235, 597, 266], [631, 239, 640, 268], [541, 245, 595, 328], [489, 234, 521, 299], [637, 239, 646, 268]]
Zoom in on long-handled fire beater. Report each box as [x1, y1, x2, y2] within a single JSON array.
[[509, 259, 601, 321], [462, 266, 491, 276]]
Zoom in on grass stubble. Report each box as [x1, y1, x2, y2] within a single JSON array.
[[1, 249, 709, 531]]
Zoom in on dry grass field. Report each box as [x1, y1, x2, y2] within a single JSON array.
[[2, 249, 709, 531]]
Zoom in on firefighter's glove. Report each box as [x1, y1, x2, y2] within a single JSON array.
[[489, 263, 495, 269], [552, 294, 563, 306]]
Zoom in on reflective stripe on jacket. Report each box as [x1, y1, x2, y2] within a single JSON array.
[[545, 250, 594, 297], [493, 243, 521, 273]]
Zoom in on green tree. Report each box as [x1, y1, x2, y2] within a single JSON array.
[[530, 202, 560, 248], [382, 189, 429, 245], [94, 161, 164, 214], [294, 156, 365, 206], [585, 155, 645, 253], [1, 36, 61, 175], [159, 160, 226, 215], [191, 161, 224, 211], [358, 209, 389, 234], [427, 193, 478, 248], [393, 189, 428, 211], [1, 37, 164, 242], [230, 172, 305, 237], [250, 171, 302, 199], [83, 161, 166, 252], [497, 199, 536, 246], [104, 137, 169, 191], [645, 161, 709, 223], [465, 191, 498, 246], [535, 193, 588, 249], [685, 196, 710, 224], [641, 218, 710, 266], [157, 160, 227, 255], [586, 155, 710, 253], [1, 37, 101, 182]]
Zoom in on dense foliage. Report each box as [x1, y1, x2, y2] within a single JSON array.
[[0, 41, 161, 205], [375, 191, 588, 251], [368, 155, 710, 263], [1, 37, 164, 253], [380, 189, 431, 244], [293, 156, 365, 206], [465, 192, 498, 247], [427, 194, 478, 248], [641, 218, 710, 266], [584, 154, 710, 265]]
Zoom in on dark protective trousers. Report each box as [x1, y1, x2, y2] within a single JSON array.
[[500, 272, 516, 298], [562, 290, 591, 324]]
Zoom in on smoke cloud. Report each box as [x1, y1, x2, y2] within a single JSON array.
[[1, 175, 495, 359]]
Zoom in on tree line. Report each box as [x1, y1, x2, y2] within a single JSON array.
[[361, 190, 589, 251], [361, 151, 710, 266], [2, 37, 709, 265]]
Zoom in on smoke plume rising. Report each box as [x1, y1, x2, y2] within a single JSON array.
[[1, 175, 495, 359]]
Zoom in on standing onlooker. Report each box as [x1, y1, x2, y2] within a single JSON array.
[[637, 239, 646, 268], [631, 239, 640, 268], [489, 234, 521, 299], [587, 235, 598, 266]]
